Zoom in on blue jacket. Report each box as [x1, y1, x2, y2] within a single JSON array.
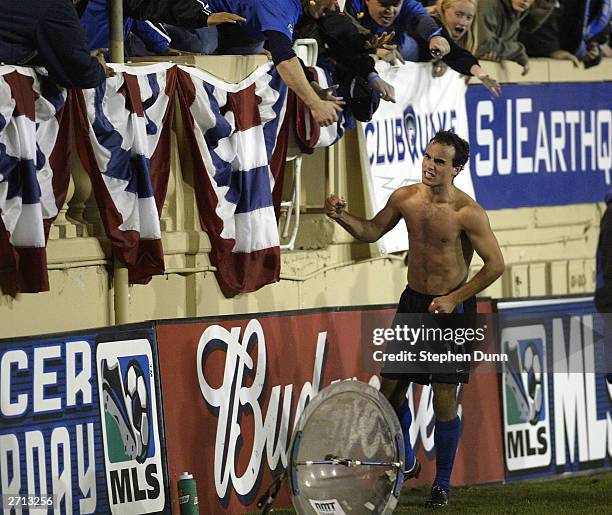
[[0, 0, 106, 88], [80, 0, 170, 55]]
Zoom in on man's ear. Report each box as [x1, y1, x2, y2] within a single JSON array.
[[453, 165, 464, 176]]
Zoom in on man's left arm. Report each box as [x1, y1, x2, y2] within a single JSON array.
[[429, 205, 505, 313], [124, 0, 245, 28]]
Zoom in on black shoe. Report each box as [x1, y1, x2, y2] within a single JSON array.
[[425, 484, 449, 508], [403, 458, 421, 481]]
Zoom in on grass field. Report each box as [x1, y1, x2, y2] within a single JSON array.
[[262, 471, 612, 514]]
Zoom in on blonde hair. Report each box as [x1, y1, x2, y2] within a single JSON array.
[[428, 0, 479, 54]]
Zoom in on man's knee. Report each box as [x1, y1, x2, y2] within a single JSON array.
[[432, 383, 458, 420], [380, 377, 409, 412]]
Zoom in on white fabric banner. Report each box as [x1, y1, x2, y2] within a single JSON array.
[[358, 62, 474, 254]]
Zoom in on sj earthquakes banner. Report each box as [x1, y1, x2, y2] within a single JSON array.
[[358, 62, 475, 254], [467, 83, 611, 209], [156, 302, 503, 514]]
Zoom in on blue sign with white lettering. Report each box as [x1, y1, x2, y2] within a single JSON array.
[[499, 298, 611, 481], [0, 325, 170, 514], [467, 83, 612, 209]]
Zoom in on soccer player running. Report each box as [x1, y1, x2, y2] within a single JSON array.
[[325, 131, 505, 507]]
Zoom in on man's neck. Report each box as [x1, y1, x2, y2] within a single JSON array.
[[426, 183, 455, 203]]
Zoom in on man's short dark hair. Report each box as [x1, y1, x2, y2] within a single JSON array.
[[377, 0, 403, 6], [430, 131, 470, 168]]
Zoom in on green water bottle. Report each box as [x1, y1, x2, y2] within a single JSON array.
[[178, 472, 199, 515]]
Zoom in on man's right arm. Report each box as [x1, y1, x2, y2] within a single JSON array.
[[325, 193, 403, 243], [265, 29, 342, 127], [37, 1, 107, 89], [275, 56, 341, 127]]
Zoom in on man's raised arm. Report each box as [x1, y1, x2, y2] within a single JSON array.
[[325, 192, 403, 243]]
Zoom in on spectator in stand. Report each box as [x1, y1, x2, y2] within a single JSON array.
[[476, 0, 555, 75], [294, 4, 397, 122], [429, 0, 478, 54], [207, 0, 346, 127], [596, 18, 612, 57], [425, 0, 500, 95], [124, 21, 173, 57], [574, 0, 611, 67], [0, 0, 112, 88], [345, 0, 452, 63], [81, 0, 243, 59], [520, 0, 611, 68], [162, 25, 219, 55], [125, 22, 217, 58], [342, 0, 500, 96], [601, 20, 612, 57]]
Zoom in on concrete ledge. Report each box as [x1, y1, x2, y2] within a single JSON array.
[[128, 54, 270, 83], [472, 57, 612, 84]]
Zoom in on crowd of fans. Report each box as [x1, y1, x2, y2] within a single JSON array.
[[0, 0, 610, 124]]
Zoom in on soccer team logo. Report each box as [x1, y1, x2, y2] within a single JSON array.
[[101, 356, 152, 464], [501, 325, 552, 472], [97, 339, 166, 514]]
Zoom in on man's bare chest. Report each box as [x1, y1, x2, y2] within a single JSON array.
[[402, 203, 464, 246]]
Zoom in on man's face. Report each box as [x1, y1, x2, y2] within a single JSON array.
[[442, 0, 475, 40], [421, 142, 461, 187], [364, 0, 404, 27], [307, 0, 338, 18], [511, 0, 535, 13]]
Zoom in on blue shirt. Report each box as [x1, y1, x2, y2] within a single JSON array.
[[348, 0, 431, 35], [208, 0, 303, 41], [80, 0, 170, 55]]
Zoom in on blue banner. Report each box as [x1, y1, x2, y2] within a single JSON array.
[[498, 297, 611, 481], [0, 325, 170, 514], [467, 83, 612, 209]]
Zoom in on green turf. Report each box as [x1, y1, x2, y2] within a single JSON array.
[[257, 471, 612, 514]]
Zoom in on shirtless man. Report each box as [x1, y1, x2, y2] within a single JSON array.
[[325, 130, 504, 507]]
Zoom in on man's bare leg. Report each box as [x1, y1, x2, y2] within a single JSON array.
[[380, 377, 409, 411], [432, 382, 458, 421]]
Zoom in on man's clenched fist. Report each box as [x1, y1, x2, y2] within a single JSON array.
[[325, 194, 347, 219]]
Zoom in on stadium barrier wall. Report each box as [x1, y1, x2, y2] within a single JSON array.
[[1, 295, 610, 513], [155, 300, 504, 514]]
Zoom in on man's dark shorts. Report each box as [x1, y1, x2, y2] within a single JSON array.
[[380, 285, 477, 385]]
